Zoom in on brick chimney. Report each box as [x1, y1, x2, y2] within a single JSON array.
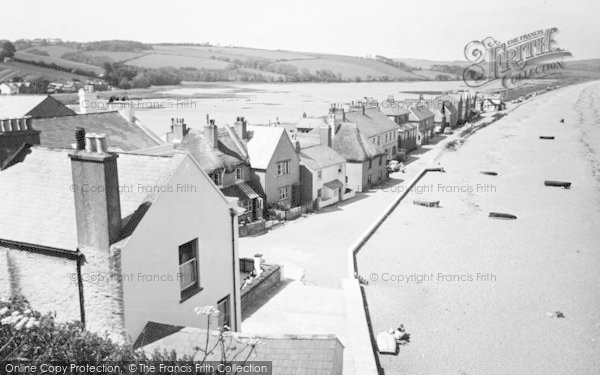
[[234, 116, 247, 140], [0, 116, 40, 168], [69, 130, 122, 251], [319, 124, 332, 148], [204, 118, 219, 149]]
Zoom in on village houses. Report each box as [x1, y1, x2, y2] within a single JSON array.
[[246, 125, 301, 209], [0, 125, 243, 342], [407, 105, 436, 145], [298, 123, 350, 210], [380, 96, 419, 153]]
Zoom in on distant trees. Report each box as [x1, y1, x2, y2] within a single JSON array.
[[375, 55, 416, 72], [103, 62, 182, 89], [0, 41, 16, 59]]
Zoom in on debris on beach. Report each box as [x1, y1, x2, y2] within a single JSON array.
[[489, 212, 517, 220], [560, 118, 565, 123], [544, 180, 571, 189], [376, 331, 397, 355], [480, 171, 498, 176], [354, 272, 369, 285], [546, 311, 566, 318], [413, 200, 440, 208], [539, 136, 555, 140]]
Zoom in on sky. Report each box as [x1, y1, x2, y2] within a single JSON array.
[[2, 0, 600, 61]]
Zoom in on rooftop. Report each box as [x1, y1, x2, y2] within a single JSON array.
[[332, 122, 385, 162], [299, 144, 345, 170], [0, 95, 75, 118], [408, 106, 435, 121], [246, 125, 288, 170], [0, 146, 185, 250], [343, 107, 399, 138], [32, 112, 163, 151], [136, 322, 344, 375]]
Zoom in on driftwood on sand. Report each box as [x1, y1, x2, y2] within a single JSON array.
[[413, 200, 440, 208], [544, 180, 571, 189], [539, 136, 555, 140], [480, 171, 498, 176], [489, 212, 517, 220]]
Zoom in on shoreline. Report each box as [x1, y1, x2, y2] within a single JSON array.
[[357, 80, 600, 374]]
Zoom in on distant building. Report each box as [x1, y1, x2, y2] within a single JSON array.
[[332, 122, 387, 192], [0, 130, 243, 342], [407, 106, 436, 145], [298, 124, 348, 209], [0, 82, 23, 95], [0, 95, 75, 118], [246, 125, 301, 209], [380, 96, 418, 154]]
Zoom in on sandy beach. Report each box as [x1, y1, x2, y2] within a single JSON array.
[[357, 80, 600, 374]]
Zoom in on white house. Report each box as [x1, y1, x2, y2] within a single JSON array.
[[0, 129, 242, 342]]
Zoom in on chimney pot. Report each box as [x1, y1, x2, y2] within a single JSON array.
[[95, 134, 107, 153], [85, 134, 97, 153]]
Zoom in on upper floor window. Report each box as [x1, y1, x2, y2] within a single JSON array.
[[179, 239, 200, 300], [368, 159, 372, 169], [317, 170, 322, 179], [235, 167, 243, 181], [211, 171, 222, 187], [338, 164, 343, 173], [277, 160, 290, 176], [378, 156, 383, 166]]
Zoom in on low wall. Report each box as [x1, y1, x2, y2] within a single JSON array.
[[343, 165, 446, 374], [239, 220, 266, 237], [240, 262, 282, 317]]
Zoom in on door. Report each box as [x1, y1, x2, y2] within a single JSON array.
[[217, 295, 231, 330]]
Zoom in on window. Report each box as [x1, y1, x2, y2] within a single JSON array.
[[235, 167, 243, 181], [378, 170, 383, 181], [179, 239, 200, 300], [211, 172, 222, 186], [279, 185, 289, 200], [338, 164, 342, 173], [277, 160, 290, 176], [217, 295, 231, 329], [317, 188, 322, 198], [368, 159, 372, 169], [317, 170, 322, 179], [392, 146, 397, 155], [367, 175, 372, 184], [345, 176, 348, 183], [377, 136, 381, 145], [378, 156, 382, 166]]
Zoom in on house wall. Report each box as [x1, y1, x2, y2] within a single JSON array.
[[299, 165, 314, 204], [345, 162, 365, 193], [263, 134, 300, 207], [0, 246, 81, 323], [220, 164, 251, 189], [369, 130, 397, 161], [119, 156, 241, 340], [346, 158, 386, 193]]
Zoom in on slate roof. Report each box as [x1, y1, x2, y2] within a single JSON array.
[[175, 126, 248, 174], [296, 116, 326, 130], [299, 144, 345, 170], [246, 125, 288, 170], [0, 95, 75, 118], [408, 107, 435, 121], [0, 146, 186, 250], [379, 102, 411, 117], [136, 322, 344, 375], [32, 112, 163, 151], [343, 108, 399, 138], [332, 122, 385, 162], [292, 132, 322, 149]]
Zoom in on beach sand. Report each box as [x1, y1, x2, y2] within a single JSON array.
[[357, 80, 600, 374]]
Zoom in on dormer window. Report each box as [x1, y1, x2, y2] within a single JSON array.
[[235, 167, 243, 181], [211, 171, 223, 186]]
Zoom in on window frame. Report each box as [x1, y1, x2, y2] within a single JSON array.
[[179, 239, 201, 302]]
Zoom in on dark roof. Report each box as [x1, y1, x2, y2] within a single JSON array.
[[33, 112, 162, 151], [344, 108, 399, 138], [0, 95, 75, 119], [408, 107, 435, 121], [221, 182, 261, 201], [299, 144, 346, 170], [176, 127, 248, 174], [136, 322, 344, 375], [332, 122, 385, 162]]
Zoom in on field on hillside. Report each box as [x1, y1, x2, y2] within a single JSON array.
[[14, 51, 103, 74], [0, 61, 95, 82], [126, 53, 231, 69]]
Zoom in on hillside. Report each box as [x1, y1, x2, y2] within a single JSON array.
[[2, 39, 599, 86]]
